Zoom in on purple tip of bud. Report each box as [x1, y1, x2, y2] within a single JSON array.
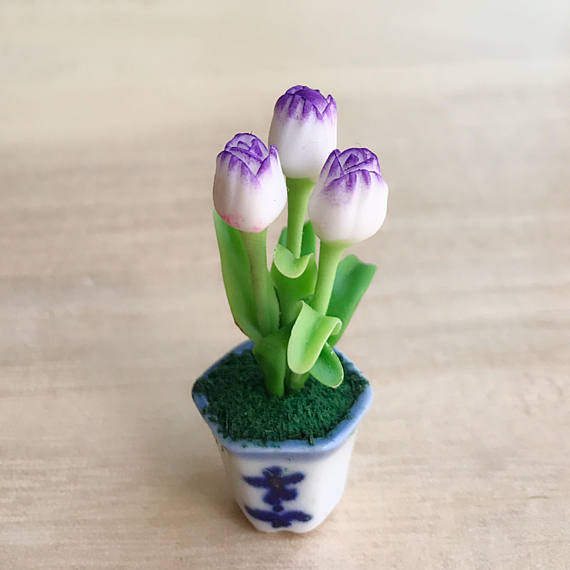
[[344, 152, 361, 169], [320, 147, 383, 194], [256, 145, 280, 178], [339, 148, 381, 175], [275, 85, 336, 121], [221, 133, 270, 175], [216, 151, 261, 188], [288, 85, 328, 112], [225, 133, 268, 154]]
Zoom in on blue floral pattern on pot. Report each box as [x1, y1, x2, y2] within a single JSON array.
[[243, 466, 312, 528], [193, 340, 374, 533]]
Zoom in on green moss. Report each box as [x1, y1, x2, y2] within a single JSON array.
[[193, 349, 368, 444]]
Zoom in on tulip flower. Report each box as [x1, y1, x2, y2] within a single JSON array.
[[268, 85, 337, 182], [210, 88, 390, 397], [308, 148, 389, 314], [213, 133, 284, 337], [268, 86, 338, 258], [309, 148, 388, 244], [213, 133, 287, 234]]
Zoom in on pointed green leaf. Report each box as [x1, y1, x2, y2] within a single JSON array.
[[272, 222, 318, 326], [287, 302, 342, 374], [274, 243, 313, 279], [278, 226, 288, 247], [300, 221, 316, 256], [253, 326, 290, 397], [213, 211, 261, 342], [239, 229, 280, 336], [327, 255, 376, 346], [310, 343, 344, 388], [271, 256, 317, 325]]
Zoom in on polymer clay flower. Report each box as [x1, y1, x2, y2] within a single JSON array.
[[308, 148, 389, 244], [268, 85, 337, 181], [213, 133, 287, 233]]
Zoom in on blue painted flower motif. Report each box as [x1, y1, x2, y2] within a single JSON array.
[[244, 506, 312, 528], [308, 147, 389, 244], [243, 466, 312, 528]]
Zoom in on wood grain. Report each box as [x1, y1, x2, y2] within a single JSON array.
[[1, 1, 569, 568]]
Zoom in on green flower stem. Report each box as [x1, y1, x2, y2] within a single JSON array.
[[240, 229, 275, 337], [311, 241, 346, 314], [287, 370, 309, 391], [287, 241, 345, 392], [285, 178, 314, 257]]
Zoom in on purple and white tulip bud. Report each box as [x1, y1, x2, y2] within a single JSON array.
[[308, 148, 389, 244], [268, 85, 337, 181], [213, 133, 287, 233]]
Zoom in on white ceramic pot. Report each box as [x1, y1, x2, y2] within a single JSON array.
[[193, 341, 373, 533]]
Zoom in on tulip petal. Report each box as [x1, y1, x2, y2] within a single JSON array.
[[269, 85, 337, 180], [321, 152, 343, 184], [226, 133, 268, 155], [213, 134, 287, 233], [248, 138, 266, 158], [322, 95, 337, 121], [225, 147, 264, 174], [309, 147, 388, 244]]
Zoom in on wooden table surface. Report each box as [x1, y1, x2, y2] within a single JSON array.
[[1, 1, 569, 568]]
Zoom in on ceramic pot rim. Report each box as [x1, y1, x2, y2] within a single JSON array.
[[192, 340, 374, 459]]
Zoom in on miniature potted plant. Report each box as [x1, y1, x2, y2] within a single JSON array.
[[192, 85, 389, 533]]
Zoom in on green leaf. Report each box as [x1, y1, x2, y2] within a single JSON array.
[[273, 243, 313, 279], [287, 302, 341, 374], [300, 221, 316, 256], [271, 258, 317, 325], [310, 343, 344, 388], [278, 226, 287, 247], [213, 211, 261, 342], [240, 229, 280, 336], [253, 326, 290, 397], [273, 222, 317, 309], [327, 255, 376, 346], [272, 221, 318, 326]]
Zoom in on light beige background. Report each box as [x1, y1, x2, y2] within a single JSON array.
[[1, 1, 569, 568]]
